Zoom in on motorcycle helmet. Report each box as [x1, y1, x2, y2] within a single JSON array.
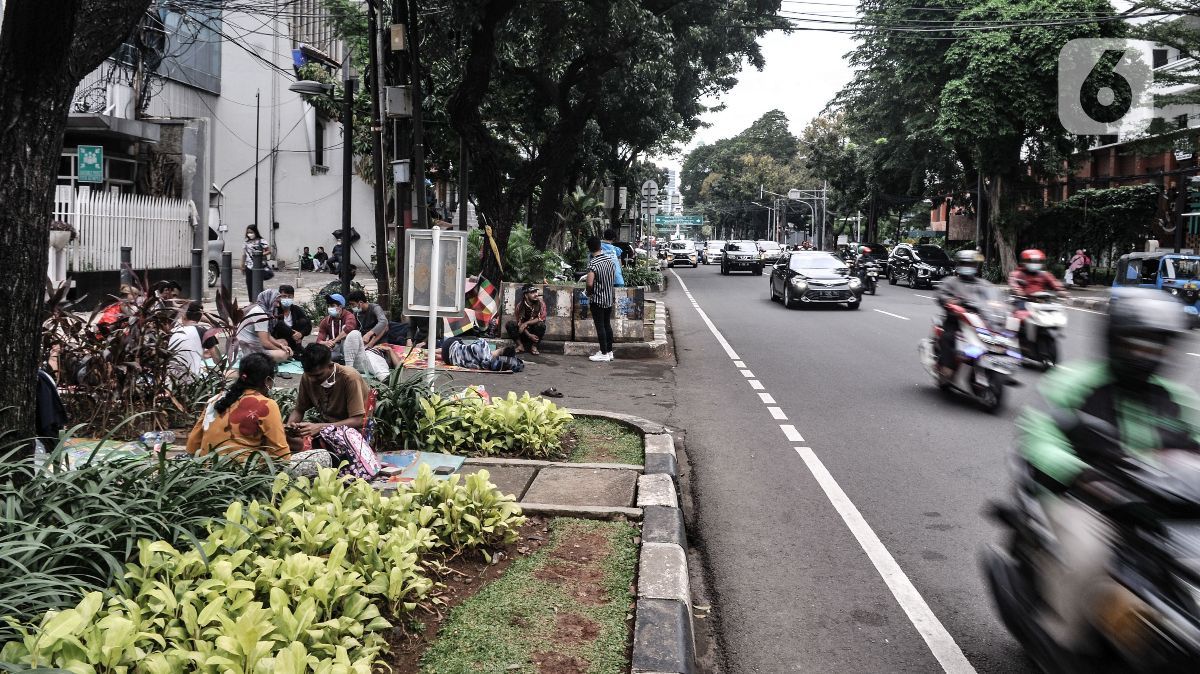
[[1019, 249, 1046, 273], [859, 245, 871, 255], [1107, 287, 1187, 388], [954, 249, 983, 279]]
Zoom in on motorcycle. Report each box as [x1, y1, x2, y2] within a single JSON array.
[[918, 286, 1021, 412], [855, 260, 880, 295], [982, 414, 1200, 672], [1008, 291, 1067, 370]]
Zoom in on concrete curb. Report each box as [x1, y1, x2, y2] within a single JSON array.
[[1068, 295, 1108, 311], [464, 457, 644, 472], [517, 503, 643, 520]]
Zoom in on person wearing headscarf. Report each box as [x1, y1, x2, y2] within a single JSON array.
[[262, 285, 312, 354], [236, 289, 292, 362]]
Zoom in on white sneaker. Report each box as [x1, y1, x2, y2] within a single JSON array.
[[589, 352, 607, 362], [603, 352, 615, 361]]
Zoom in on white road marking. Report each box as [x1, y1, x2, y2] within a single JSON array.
[[740, 369, 755, 378], [1064, 304, 1104, 315], [1188, 353, 1200, 358], [672, 271, 741, 360], [915, 294, 936, 300], [758, 392, 776, 404], [767, 406, 787, 420], [734, 360, 746, 368], [874, 309, 910, 321], [749, 380, 765, 390], [781, 425, 804, 442], [795, 447, 977, 674]]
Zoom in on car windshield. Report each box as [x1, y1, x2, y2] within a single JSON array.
[[758, 242, 782, 251], [914, 245, 951, 262], [790, 253, 845, 271], [671, 242, 689, 250], [706, 242, 724, 250], [726, 242, 754, 252], [1164, 258, 1200, 280]]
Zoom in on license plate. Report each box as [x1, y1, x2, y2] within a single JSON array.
[[816, 290, 842, 298]]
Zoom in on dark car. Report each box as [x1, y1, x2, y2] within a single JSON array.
[[888, 243, 954, 289], [756, 240, 786, 266], [769, 251, 863, 309], [721, 240, 764, 275]]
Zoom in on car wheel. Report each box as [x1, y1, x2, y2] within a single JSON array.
[[207, 261, 219, 288], [847, 300, 861, 310], [693, 262, 698, 268], [783, 284, 794, 309], [888, 268, 898, 286], [753, 266, 763, 276], [908, 271, 917, 287]]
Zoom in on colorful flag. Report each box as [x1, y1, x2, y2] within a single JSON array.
[[443, 308, 478, 337], [469, 277, 499, 325]]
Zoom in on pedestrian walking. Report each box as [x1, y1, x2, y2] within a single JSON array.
[[586, 236, 616, 362], [506, 284, 547, 354]]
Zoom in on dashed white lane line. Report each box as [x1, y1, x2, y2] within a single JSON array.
[[1064, 304, 1104, 315], [670, 268, 975, 673], [874, 309, 910, 321], [795, 447, 976, 674], [767, 406, 787, 420], [915, 293, 936, 300], [1188, 353, 1200, 358], [740, 369, 755, 378], [781, 425, 804, 442]]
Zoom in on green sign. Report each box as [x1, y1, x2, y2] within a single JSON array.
[[654, 215, 703, 226], [77, 145, 104, 183]]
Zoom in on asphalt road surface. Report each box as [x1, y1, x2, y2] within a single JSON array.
[[665, 263, 1200, 673]]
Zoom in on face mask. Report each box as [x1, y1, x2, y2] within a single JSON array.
[[328, 307, 340, 317], [246, 233, 255, 240], [957, 266, 978, 278], [280, 298, 293, 308], [1026, 263, 1043, 273], [320, 369, 337, 388]]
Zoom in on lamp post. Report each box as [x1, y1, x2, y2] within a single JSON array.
[[291, 64, 357, 298]]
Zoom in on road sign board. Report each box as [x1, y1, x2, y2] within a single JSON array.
[[641, 180, 658, 199], [654, 215, 703, 226], [78, 145, 104, 183]]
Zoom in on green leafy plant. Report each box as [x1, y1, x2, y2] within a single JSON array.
[[624, 258, 664, 288], [466, 225, 565, 284], [367, 370, 451, 451], [414, 392, 572, 458]]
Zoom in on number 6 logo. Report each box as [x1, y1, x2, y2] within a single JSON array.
[[1058, 39, 1155, 135]]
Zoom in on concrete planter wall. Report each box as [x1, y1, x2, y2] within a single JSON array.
[[573, 287, 645, 343], [500, 282, 575, 341]]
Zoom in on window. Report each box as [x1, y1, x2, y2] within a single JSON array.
[[1164, 258, 1200, 280], [1178, 114, 1190, 129], [1124, 259, 1141, 283], [1140, 259, 1159, 285], [314, 117, 325, 167], [158, 7, 222, 94], [1154, 49, 1169, 69]]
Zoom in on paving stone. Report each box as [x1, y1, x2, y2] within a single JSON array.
[[644, 433, 676, 458], [639, 542, 689, 605], [643, 452, 677, 478], [637, 473, 677, 508], [521, 465, 637, 508], [642, 505, 686, 547], [457, 465, 538, 500], [632, 598, 694, 674]]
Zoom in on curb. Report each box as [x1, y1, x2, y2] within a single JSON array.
[[561, 299, 669, 359], [1068, 295, 1108, 311], [571, 410, 693, 674]]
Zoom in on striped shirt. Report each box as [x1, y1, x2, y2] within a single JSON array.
[[587, 252, 617, 308]]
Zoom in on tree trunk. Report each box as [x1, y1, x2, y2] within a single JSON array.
[[0, 0, 152, 446], [987, 172, 1018, 275]]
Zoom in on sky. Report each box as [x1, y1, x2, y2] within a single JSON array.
[[656, 28, 857, 173]]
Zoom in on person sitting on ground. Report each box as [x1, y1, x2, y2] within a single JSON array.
[[316, 293, 358, 363], [236, 291, 293, 363], [299, 246, 314, 272], [314, 246, 329, 272], [285, 343, 370, 450], [154, 280, 184, 314], [186, 353, 288, 461], [505, 284, 547, 354], [329, 243, 344, 274], [169, 300, 208, 380], [347, 290, 403, 369], [442, 336, 524, 372], [267, 284, 312, 354]]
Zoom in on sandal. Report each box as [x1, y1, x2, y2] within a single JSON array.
[[530, 346, 540, 355], [541, 387, 564, 398]]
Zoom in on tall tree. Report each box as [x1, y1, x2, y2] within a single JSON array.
[[0, 1, 154, 443]]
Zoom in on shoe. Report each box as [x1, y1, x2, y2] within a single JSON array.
[[588, 352, 607, 362], [603, 352, 614, 361]]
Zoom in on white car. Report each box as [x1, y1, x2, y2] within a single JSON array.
[[702, 241, 725, 265], [667, 241, 699, 268]]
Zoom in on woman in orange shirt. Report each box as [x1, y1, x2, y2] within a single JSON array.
[[187, 353, 288, 461]]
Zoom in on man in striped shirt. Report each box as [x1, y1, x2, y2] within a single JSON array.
[[586, 236, 617, 362]]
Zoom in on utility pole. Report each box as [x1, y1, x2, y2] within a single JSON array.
[[367, 0, 390, 307], [408, 0, 428, 229], [340, 61, 357, 298], [390, 0, 412, 307], [254, 89, 260, 234]]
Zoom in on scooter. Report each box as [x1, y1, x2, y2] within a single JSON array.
[[919, 291, 1021, 412], [856, 260, 880, 295], [1008, 291, 1067, 370], [982, 415, 1200, 672]]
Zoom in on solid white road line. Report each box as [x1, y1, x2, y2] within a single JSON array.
[[874, 309, 910, 321], [767, 406, 787, 420], [780, 425, 804, 442], [758, 392, 776, 404], [915, 294, 936, 300], [795, 447, 977, 674], [1064, 305, 1104, 315], [672, 271, 741, 360], [1188, 353, 1200, 358], [740, 369, 755, 378], [749, 380, 766, 390]]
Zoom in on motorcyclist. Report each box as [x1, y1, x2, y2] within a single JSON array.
[[936, 249, 991, 378], [1017, 287, 1200, 653], [1008, 249, 1064, 306]]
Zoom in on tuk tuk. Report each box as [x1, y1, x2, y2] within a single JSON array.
[[1113, 252, 1200, 318]]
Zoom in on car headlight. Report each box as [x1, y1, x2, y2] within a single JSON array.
[[791, 278, 808, 292], [848, 277, 862, 289], [1171, 288, 1180, 296]]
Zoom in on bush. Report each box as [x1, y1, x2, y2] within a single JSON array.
[[467, 225, 564, 284], [624, 258, 664, 287], [415, 392, 572, 459], [0, 440, 279, 640], [0, 465, 524, 671]]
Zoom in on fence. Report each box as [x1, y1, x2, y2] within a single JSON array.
[[54, 186, 193, 273]]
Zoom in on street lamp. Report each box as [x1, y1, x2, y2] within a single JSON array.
[[291, 68, 356, 297]]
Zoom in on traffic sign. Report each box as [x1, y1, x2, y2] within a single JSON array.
[[654, 215, 703, 226], [78, 145, 104, 183], [641, 180, 658, 199]]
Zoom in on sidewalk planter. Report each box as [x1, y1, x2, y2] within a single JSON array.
[[574, 287, 646, 343], [500, 282, 574, 341]]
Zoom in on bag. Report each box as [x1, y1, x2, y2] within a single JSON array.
[[263, 268, 275, 281], [318, 425, 380, 479]]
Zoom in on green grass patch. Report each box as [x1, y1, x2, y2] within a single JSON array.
[[565, 417, 645, 465], [419, 518, 638, 674]]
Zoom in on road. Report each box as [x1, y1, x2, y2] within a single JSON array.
[[664, 263, 1200, 673]]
